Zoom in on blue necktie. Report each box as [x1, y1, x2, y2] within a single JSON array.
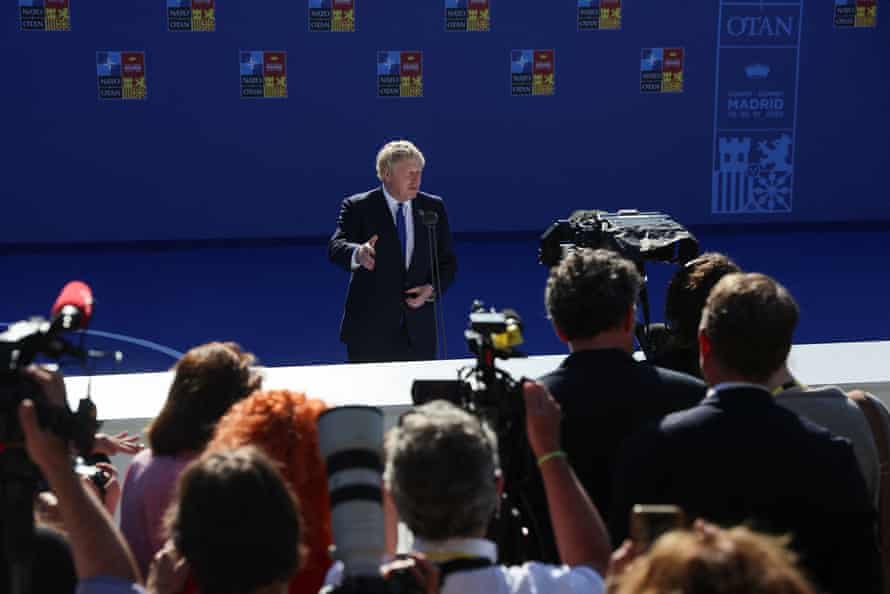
[[396, 203, 407, 270]]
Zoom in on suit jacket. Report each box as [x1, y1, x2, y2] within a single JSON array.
[[328, 188, 457, 360], [611, 386, 882, 594], [777, 385, 888, 507], [523, 349, 706, 562]]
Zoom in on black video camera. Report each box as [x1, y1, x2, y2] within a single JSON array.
[[539, 210, 700, 359], [0, 286, 102, 594], [539, 209, 699, 267], [412, 301, 525, 421], [411, 302, 537, 564], [0, 318, 99, 455]]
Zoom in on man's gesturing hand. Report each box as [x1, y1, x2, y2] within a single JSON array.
[[357, 235, 379, 271]]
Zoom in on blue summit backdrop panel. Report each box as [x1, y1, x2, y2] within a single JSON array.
[[2, 0, 887, 243]]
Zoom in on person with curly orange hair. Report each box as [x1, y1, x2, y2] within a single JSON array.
[[205, 389, 332, 594]]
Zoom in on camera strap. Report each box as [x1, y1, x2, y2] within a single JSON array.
[[437, 557, 493, 588]]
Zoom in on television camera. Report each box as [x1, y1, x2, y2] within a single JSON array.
[[539, 209, 700, 357]]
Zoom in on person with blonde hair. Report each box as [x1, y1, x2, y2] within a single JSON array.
[[608, 521, 818, 594], [329, 139, 457, 363], [120, 341, 261, 576]]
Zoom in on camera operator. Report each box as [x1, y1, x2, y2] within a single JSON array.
[[647, 252, 741, 378], [326, 380, 611, 593], [15, 367, 144, 594], [527, 248, 706, 561]]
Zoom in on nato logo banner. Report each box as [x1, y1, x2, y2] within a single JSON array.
[[167, 0, 216, 32], [712, 0, 803, 215], [578, 0, 621, 31], [377, 51, 423, 98], [834, 0, 877, 28], [19, 0, 70, 31], [511, 50, 554, 96], [445, 0, 490, 32], [640, 48, 684, 93], [97, 52, 147, 100], [240, 51, 287, 98], [309, 0, 355, 32]]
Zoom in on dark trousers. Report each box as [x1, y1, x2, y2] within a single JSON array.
[[346, 324, 427, 363]]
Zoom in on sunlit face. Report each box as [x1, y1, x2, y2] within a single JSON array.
[[382, 158, 423, 202]]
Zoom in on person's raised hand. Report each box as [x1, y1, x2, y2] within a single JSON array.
[[382, 554, 441, 594], [93, 431, 143, 456], [357, 234, 379, 271], [607, 538, 645, 580], [18, 398, 70, 477], [522, 380, 562, 458], [24, 364, 68, 409], [80, 462, 122, 516], [147, 541, 190, 594]]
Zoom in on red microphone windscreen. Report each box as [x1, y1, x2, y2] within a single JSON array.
[[51, 281, 94, 328]]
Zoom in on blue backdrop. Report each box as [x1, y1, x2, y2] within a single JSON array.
[[4, 0, 888, 244]]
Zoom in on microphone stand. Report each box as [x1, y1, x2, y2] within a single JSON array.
[[421, 210, 447, 359]]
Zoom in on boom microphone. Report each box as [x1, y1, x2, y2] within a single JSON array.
[[50, 281, 94, 332]]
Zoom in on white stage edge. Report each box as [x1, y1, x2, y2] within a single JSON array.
[[57, 340, 890, 517], [66, 340, 890, 425]]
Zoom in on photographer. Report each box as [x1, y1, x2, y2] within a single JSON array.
[[15, 367, 144, 594], [327, 380, 611, 593]]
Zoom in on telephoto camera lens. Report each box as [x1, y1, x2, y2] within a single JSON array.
[[318, 406, 385, 578]]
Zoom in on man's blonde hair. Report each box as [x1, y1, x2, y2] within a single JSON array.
[[376, 140, 425, 181]]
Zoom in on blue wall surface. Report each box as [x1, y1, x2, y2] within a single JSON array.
[[4, 0, 888, 243]]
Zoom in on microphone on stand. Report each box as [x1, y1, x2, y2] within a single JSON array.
[[419, 209, 447, 359]]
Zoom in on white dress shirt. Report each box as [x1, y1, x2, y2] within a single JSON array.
[[324, 537, 605, 594], [351, 186, 414, 270]]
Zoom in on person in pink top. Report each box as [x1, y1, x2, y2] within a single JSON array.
[[120, 341, 262, 577]]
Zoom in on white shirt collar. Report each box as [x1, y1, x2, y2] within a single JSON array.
[[411, 537, 497, 563], [382, 185, 411, 216]]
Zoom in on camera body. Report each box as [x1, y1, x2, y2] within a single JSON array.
[[413, 301, 525, 423], [539, 209, 699, 267], [0, 318, 98, 454]]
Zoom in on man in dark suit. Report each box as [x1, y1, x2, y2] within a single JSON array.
[[611, 272, 882, 594], [328, 140, 457, 363], [523, 249, 706, 562]]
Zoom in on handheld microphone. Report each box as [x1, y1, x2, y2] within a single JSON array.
[[50, 281, 94, 332]]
